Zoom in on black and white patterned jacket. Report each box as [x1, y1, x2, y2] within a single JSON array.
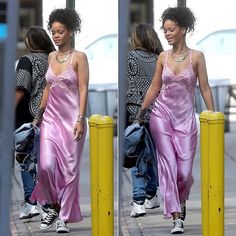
[[16, 52, 48, 118], [126, 50, 158, 124]]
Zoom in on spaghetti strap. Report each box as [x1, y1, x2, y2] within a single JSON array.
[[165, 50, 170, 64], [189, 49, 192, 64], [70, 51, 75, 64], [49, 52, 56, 67]]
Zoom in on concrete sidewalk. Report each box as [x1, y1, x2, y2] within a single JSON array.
[[10, 138, 118, 235], [120, 123, 236, 236]]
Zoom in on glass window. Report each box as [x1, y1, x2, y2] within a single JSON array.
[[85, 34, 118, 60], [197, 29, 236, 54]]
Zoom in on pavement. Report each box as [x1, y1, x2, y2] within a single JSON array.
[[10, 122, 236, 236]]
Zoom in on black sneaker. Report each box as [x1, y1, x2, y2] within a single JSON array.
[[180, 201, 186, 221], [41, 205, 51, 222], [40, 208, 58, 230], [41, 204, 51, 213], [171, 219, 184, 234]]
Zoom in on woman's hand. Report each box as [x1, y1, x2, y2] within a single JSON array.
[[134, 108, 147, 124], [32, 118, 41, 127], [73, 121, 84, 141]]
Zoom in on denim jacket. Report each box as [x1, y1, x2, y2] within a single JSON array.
[[13, 123, 40, 171], [124, 123, 158, 180]]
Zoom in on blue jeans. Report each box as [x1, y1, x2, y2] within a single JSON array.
[[20, 127, 39, 204], [20, 157, 37, 204], [131, 160, 158, 203]]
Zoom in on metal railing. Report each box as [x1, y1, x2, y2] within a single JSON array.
[[87, 86, 118, 136], [87, 88, 117, 117]]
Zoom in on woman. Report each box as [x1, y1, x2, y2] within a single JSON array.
[[126, 23, 163, 217], [15, 26, 55, 220], [136, 7, 215, 234], [30, 8, 89, 233]]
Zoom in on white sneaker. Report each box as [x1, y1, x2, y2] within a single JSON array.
[[19, 202, 40, 219], [130, 202, 146, 217], [144, 195, 160, 209], [56, 219, 70, 233], [171, 219, 184, 234]]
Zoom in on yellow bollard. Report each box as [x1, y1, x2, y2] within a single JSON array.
[[208, 112, 224, 236], [97, 116, 114, 236], [200, 111, 225, 236], [89, 115, 114, 236], [200, 111, 210, 236], [89, 114, 102, 236]]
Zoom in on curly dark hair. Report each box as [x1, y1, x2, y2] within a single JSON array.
[[48, 8, 81, 33], [161, 7, 196, 33]]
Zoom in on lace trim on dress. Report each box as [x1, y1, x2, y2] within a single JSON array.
[[49, 66, 79, 95], [161, 66, 195, 93]]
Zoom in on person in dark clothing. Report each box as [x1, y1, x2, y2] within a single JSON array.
[[15, 26, 55, 219], [126, 23, 163, 217]]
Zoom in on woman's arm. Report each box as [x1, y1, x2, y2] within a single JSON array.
[[32, 83, 50, 126], [32, 52, 54, 125], [73, 51, 89, 141], [15, 90, 25, 107], [196, 51, 215, 111], [77, 52, 89, 117], [39, 83, 50, 109]]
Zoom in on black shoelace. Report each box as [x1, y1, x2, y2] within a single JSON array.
[[180, 203, 186, 221], [42, 210, 57, 224]]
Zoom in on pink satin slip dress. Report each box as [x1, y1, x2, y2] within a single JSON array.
[[31, 52, 87, 223], [149, 49, 198, 219]]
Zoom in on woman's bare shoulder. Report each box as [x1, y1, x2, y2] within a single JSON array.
[[73, 50, 88, 61], [48, 51, 57, 63], [48, 51, 56, 61], [158, 51, 167, 62], [191, 49, 205, 59]]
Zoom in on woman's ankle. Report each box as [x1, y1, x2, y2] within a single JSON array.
[[172, 212, 180, 220]]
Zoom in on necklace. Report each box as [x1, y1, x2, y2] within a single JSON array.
[[57, 49, 72, 55], [172, 50, 189, 63], [56, 52, 72, 64]]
